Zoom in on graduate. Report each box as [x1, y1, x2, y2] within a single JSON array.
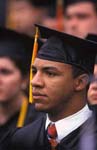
[[9, 24, 97, 150]]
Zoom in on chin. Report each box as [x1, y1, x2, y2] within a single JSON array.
[[35, 103, 48, 112], [0, 97, 11, 103]]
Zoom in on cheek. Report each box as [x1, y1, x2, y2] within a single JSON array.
[[81, 20, 96, 29], [47, 81, 68, 99], [4, 76, 22, 92]]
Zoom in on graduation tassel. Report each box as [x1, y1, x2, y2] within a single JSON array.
[[17, 96, 28, 127], [56, 0, 64, 31], [17, 27, 39, 127], [29, 27, 39, 103]]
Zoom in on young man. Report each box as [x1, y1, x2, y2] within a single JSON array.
[[9, 25, 97, 150], [64, 0, 97, 38]]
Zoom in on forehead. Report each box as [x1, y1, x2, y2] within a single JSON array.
[[33, 58, 72, 71], [66, 2, 96, 14], [0, 57, 16, 68]]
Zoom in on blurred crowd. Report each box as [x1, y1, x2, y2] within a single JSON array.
[[5, 0, 65, 35], [0, 0, 97, 149]]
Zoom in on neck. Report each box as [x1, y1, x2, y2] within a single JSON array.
[[0, 93, 25, 126], [48, 93, 86, 122]]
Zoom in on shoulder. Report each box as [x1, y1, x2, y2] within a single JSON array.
[[24, 103, 45, 125], [11, 116, 46, 149]]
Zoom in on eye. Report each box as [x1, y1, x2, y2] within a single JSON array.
[[65, 15, 72, 20], [32, 68, 37, 75], [0, 69, 13, 75], [46, 71, 56, 77]]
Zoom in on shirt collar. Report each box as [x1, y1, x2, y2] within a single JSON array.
[[45, 105, 92, 141]]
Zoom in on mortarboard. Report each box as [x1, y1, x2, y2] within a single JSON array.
[[86, 34, 97, 64], [26, 0, 52, 8], [35, 24, 97, 74], [86, 34, 97, 43], [0, 27, 43, 74], [65, 0, 97, 8]]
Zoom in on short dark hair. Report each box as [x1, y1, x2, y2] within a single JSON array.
[[72, 65, 87, 78], [65, 1, 97, 14], [92, 2, 97, 14]]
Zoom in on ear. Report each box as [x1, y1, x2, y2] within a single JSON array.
[[74, 74, 89, 91]]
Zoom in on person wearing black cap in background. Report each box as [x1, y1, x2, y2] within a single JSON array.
[[85, 34, 97, 112], [64, 0, 97, 38], [6, 0, 52, 36], [7, 24, 97, 150], [0, 27, 44, 149]]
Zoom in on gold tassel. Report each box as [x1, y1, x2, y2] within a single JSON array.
[[29, 27, 39, 103], [17, 96, 28, 127]]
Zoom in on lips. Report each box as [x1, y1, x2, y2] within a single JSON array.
[[32, 92, 47, 100]]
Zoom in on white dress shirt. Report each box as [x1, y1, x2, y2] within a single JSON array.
[[45, 105, 92, 141]]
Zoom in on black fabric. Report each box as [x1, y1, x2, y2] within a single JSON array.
[[0, 27, 33, 65], [0, 104, 45, 150], [7, 113, 97, 150], [36, 24, 97, 74], [0, 27, 43, 72], [86, 34, 97, 43], [86, 34, 97, 64], [65, 0, 97, 7]]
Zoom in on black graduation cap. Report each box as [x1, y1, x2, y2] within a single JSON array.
[[0, 27, 43, 74], [65, 0, 97, 7], [86, 34, 97, 64], [28, 0, 52, 7], [35, 24, 97, 74], [86, 34, 97, 43]]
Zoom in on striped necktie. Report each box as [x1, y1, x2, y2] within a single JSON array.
[[47, 123, 58, 150]]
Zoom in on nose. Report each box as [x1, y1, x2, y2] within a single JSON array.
[[69, 17, 78, 29], [31, 71, 44, 88]]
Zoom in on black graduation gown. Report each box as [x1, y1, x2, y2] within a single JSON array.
[[10, 114, 97, 150], [0, 104, 45, 150]]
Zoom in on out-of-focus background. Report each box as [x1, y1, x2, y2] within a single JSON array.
[[3, 0, 65, 37]]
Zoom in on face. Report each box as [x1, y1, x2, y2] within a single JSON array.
[[88, 64, 97, 105], [7, 1, 46, 35], [64, 2, 97, 38], [0, 57, 25, 103], [32, 58, 77, 117]]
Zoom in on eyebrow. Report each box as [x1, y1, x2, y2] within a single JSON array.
[[32, 65, 60, 72]]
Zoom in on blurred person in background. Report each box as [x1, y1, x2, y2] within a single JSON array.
[[6, 0, 52, 36], [86, 34, 97, 112], [88, 57, 97, 111], [0, 27, 44, 147], [64, 0, 97, 38], [63, 0, 97, 113]]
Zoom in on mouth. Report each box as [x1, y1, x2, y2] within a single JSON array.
[[32, 93, 47, 100]]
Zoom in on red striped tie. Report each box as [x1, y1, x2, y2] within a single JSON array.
[[47, 123, 58, 150]]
